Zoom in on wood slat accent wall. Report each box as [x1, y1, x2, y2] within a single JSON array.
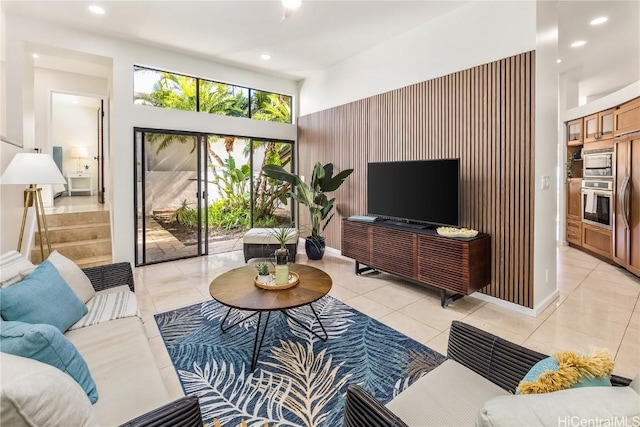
[[298, 51, 535, 307]]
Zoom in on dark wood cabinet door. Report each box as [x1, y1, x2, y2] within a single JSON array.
[[371, 227, 416, 279], [341, 220, 371, 266]]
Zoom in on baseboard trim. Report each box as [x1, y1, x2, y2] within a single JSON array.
[[471, 289, 559, 318]]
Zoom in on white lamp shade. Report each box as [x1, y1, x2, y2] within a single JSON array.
[[0, 153, 66, 185], [71, 146, 89, 158]]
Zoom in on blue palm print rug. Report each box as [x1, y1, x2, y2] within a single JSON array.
[[155, 295, 446, 427]]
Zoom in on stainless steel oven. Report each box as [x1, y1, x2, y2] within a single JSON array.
[[581, 180, 613, 230], [583, 149, 613, 178]]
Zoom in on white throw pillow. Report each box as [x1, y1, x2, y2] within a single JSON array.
[[47, 251, 96, 303], [630, 373, 640, 395], [0, 251, 35, 288], [69, 290, 140, 330], [0, 352, 99, 427], [476, 386, 640, 427]]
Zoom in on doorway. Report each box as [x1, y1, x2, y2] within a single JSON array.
[[134, 128, 294, 266]]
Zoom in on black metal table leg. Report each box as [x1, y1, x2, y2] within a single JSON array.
[[220, 307, 259, 333], [282, 302, 328, 341], [250, 311, 271, 372]]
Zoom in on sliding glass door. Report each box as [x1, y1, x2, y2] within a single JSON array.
[[135, 129, 207, 266], [135, 128, 294, 266]]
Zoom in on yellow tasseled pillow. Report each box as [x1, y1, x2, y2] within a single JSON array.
[[516, 348, 614, 394]]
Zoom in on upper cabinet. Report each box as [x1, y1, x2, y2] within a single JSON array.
[[584, 108, 615, 143], [614, 97, 640, 137], [567, 118, 583, 145]]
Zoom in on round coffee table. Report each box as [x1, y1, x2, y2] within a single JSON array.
[[209, 263, 332, 371]]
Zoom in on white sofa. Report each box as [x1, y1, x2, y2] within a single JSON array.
[[0, 251, 189, 426]]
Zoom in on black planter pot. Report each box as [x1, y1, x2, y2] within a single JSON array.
[[305, 237, 325, 260]]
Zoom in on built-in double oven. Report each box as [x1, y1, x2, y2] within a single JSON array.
[[581, 148, 614, 230]]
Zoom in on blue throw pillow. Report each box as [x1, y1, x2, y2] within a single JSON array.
[[0, 321, 99, 403], [0, 260, 88, 332]]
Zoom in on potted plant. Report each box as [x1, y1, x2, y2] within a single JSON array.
[[269, 227, 296, 284], [255, 262, 271, 284], [262, 162, 353, 260]]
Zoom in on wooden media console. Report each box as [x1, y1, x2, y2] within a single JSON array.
[[341, 219, 492, 307]]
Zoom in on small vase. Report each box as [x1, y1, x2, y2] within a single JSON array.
[[274, 248, 290, 285]]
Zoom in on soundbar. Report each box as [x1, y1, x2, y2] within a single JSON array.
[[348, 215, 379, 223]]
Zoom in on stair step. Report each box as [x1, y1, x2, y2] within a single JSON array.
[[45, 211, 110, 227], [30, 238, 112, 264], [36, 223, 111, 244]]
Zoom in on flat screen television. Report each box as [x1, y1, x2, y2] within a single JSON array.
[[367, 159, 460, 228]]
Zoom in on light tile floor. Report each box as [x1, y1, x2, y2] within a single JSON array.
[[136, 245, 640, 400]]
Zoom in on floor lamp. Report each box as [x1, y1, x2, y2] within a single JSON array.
[[0, 150, 66, 261]]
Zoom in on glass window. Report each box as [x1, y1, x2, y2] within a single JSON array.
[[198, 79, 249, 118], [133, 66, 292, 124], [134, 66, 196, 111], [251, 90, 292, 124]]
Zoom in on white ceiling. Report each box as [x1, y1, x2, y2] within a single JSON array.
[[557, 1, 639, 102], [4, 0, 640, 103]]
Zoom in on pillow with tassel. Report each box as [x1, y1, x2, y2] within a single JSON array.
[[516, 348, 614, 394]]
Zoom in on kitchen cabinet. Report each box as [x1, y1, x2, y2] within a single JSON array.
[[582, 224, 612, 260], [566, 178, 582, 246], [614, 97, 640, 136], [567, 118, 583, 145], [613, 134, 640, 276], [584, 108, 615, 143]]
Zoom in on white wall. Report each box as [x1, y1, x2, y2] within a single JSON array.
[[300, 1, 536, 116], [52, 103, 99, 185], [3, 15, 298, 263], [533, 1, 559, 309]]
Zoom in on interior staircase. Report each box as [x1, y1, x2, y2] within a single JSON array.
[[31, 210, 113, 268]]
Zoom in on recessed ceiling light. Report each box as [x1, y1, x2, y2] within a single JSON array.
[[260, 54, 272, 61], [590, 16, 608, 26], [89, 5, 105, 15], [556, 59, 562, 64], [571, 40, 587, 48], [32, 53, 40, 59], [282, 0, 302, 10]]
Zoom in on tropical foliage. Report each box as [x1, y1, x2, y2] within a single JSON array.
[[137, 69, 295, 238], [262, 163, 354, 240], [134, 67, 291, 123]]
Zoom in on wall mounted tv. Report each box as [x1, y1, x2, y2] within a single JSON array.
[[367, 159, 460, 228]]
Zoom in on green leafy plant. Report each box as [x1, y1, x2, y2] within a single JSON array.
[[262, 162, 354, 240], [269, 227, 297, 249], [566, 151, 581, 179], [255, 262, 270, 276], [206, 199, 249, 230], [176, 199, 197, 226]]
